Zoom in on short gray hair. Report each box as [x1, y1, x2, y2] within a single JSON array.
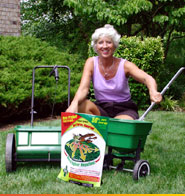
[[91, 24, 121, 53]]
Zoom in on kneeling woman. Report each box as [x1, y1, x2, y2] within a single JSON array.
[[66, 24, 162, 120]]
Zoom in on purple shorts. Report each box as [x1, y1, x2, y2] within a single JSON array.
[[94, 100, 139, 119]]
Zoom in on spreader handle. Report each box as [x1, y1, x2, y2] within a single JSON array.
[[139, 67, 185, 121], [30, 65, 71, 126]]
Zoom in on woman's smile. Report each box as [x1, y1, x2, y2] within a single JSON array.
[[96, 36, 115, 57]]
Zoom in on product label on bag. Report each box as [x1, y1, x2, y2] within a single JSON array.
[[58, 112, 108, 187]]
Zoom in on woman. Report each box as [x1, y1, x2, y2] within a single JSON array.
[[66, 24, 162, 120]]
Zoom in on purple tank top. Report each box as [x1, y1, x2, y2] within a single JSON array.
[[92, 56, 131, 102]]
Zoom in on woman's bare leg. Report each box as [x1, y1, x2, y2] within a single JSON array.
[[78, 100, 134, 119], [114, 114, 134, 120], [78, 99, 101, 115]]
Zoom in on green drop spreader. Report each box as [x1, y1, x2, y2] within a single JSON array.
[[5, 65, 70, 170]]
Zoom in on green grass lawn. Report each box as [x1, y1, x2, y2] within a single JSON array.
[[0, 111, 184, 194]]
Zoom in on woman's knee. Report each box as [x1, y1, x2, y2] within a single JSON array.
[[114, 114, 134, 120], [79, 100, 100, 115]]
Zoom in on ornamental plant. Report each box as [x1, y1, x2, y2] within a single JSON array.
[[0, 36, 84, 123]]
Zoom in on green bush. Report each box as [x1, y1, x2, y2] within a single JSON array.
[[178, 93, 185, 111], [88, 36, 164, 109], [0, 36, 84, 123], [159, 36, 185, 100], [160, 96, 179, 111]]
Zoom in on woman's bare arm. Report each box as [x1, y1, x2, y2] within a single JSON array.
[[125, 61, 162, 103], [66, 57, 94, 113]]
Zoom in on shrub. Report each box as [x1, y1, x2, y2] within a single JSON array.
[[0, 36, 84, 123], [88, 36, 164, 109], [178, 92, 185, 111], [159, 36, 185, 100], [160, 96, 179, 111]]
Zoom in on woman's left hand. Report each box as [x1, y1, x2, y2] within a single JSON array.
[[149, 91, 162, 104]]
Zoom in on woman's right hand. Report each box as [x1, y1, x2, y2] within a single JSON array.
[[65, 102, 78, 113]]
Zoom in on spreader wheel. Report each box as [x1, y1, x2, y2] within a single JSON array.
[[103, 154, 113, 170], [5, 133, 16, 172], [133, 160, 150, 180]]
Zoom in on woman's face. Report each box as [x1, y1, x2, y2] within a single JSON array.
[[96, 36, 115, 58]]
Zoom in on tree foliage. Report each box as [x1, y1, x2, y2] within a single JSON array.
[[21, 0, 97, 57], [65, 0, 185, 55], [21, 0, 185, 58]]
